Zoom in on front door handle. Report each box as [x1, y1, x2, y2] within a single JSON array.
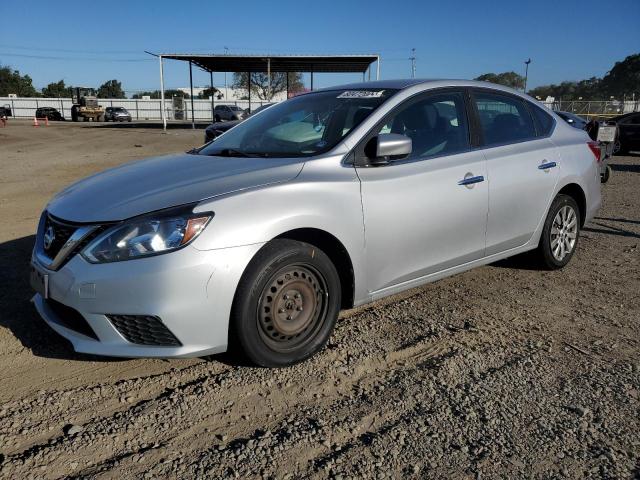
[[458, 174, 485, 187], [538, 161, 557, 170]]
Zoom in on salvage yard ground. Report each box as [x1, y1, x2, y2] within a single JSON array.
[[0, 120, 638, 478]]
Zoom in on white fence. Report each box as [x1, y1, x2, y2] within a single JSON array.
[[4, 96, 638, 122], [0, 97, 275, 121]]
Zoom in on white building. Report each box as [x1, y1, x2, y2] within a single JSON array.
[[176, 86, 287, 103]]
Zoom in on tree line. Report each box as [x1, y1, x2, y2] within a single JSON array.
[[0, 66, 305, 101], [1, 53, 636, 100], [474, 53, 638, 100]]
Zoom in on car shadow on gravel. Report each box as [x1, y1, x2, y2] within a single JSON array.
[[489, 251, 544, 271], [93, 122, 209, 130], [610, 162, 640, 173], [583, 222, 640, 239], [0, 235, 125, 362], [594, 216, 640, 226]]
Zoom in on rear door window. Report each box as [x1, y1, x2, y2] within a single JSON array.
[[473, 92, 536, 146]]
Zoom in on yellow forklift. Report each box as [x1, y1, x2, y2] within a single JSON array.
[[70, 87, 105, 122]]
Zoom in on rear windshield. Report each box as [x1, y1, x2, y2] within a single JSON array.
[[198, 89, 397, 158]]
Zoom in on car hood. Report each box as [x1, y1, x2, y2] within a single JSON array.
[[47, 152, 305, 223], [206, 120, 240, 132]]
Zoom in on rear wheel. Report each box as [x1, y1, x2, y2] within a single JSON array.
[[534, 194, 580, 270], [230, 239, 341, 367]]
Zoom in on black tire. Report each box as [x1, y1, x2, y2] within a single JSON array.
[[601, 165, 611, 183], [614, 140, 628, 156], [534, 194, 581, 270], [230, 239, 341, 367], [71, 107, 78, 122], [215, 114, 221, 122]]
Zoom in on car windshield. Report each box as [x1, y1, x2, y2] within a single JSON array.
[[198, 89, 396, 158]]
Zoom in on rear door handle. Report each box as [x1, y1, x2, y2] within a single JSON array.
[[458, 175, 485, 186], [538, 161, 557, 170]]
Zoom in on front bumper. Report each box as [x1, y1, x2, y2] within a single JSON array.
[[31, 242, 263, 358]]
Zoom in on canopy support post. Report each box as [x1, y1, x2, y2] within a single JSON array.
[[189, 60, 195, 129], [310, 66, 314, 91], [376, 55, 380, 80], [159, 55, 166, 132], [267, 58, 271, 101], [286, 71, 289, 98], [247, 72, 251, 112], [210, 71, 215, 121]]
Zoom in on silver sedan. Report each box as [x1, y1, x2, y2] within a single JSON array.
[[30, 79, 601, 366]]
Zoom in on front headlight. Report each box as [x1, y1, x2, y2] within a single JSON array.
[[82, 209, 212, 263]]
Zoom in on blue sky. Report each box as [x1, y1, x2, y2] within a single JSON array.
[[1, 0, 638, 95]]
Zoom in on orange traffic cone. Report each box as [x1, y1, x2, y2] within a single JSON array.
[[44, 117, 49, 126], [33, 117, 39, 127]]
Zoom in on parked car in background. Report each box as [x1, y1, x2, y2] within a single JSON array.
[[607, 112, 640, 154], [35, 107, 64, 121], [105, 107, 132, 122], [555, 111, 587, 130], [205, 103, 275, 142], [30, 79, 601, 367], [214, 104, 247, 122], [0, 104, 12, 117]]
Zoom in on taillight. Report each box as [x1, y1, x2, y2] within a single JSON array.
[[587, 141, 602, 163]]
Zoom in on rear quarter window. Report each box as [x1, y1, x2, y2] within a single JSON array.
[[530, 104, 555, 136]]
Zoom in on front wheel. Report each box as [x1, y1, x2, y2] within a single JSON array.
[[230, 239, 341, 367], [534, 194, 580, 270]]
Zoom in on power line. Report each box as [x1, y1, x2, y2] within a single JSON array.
[[0, 52, 153, 62], [0, 43, 143, 55]]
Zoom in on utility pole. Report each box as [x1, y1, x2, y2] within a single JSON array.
[[523, 58, 531, 93], [410, 48, 416, 79]]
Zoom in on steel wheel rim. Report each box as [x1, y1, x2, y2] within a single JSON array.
[[257, 264, 328, 353], [550, 205, 578, 261]]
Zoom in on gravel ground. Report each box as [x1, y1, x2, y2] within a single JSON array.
[[0, 121, 638, 479]]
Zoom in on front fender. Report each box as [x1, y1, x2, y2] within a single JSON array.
[[191, 161, 368, 303]]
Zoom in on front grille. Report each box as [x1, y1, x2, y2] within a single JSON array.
[[46, 299, 99, 340], [43, 215, 76, 259], [107, 315, 182, 346], [38, 213, 107, 270]]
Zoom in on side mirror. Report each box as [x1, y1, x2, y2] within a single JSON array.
[[366, 133, 412, 164]]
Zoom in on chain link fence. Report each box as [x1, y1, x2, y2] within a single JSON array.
[[543, 100, 639, 118]]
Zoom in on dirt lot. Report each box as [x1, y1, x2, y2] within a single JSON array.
[[0, 120, 638, 479]]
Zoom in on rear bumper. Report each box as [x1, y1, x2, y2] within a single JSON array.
[[31, 242, 263, 358]]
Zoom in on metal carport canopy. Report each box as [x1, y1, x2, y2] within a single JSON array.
[[154, 53, 380, 131], [160, 54, 379, 73]]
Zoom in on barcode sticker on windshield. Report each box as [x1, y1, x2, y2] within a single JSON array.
[[337, 90, 384, 99]]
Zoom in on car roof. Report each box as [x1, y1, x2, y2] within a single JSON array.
[[315, 78, 535, 98]]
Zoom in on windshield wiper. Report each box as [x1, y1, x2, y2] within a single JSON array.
[[206, 148, 261, 158]]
